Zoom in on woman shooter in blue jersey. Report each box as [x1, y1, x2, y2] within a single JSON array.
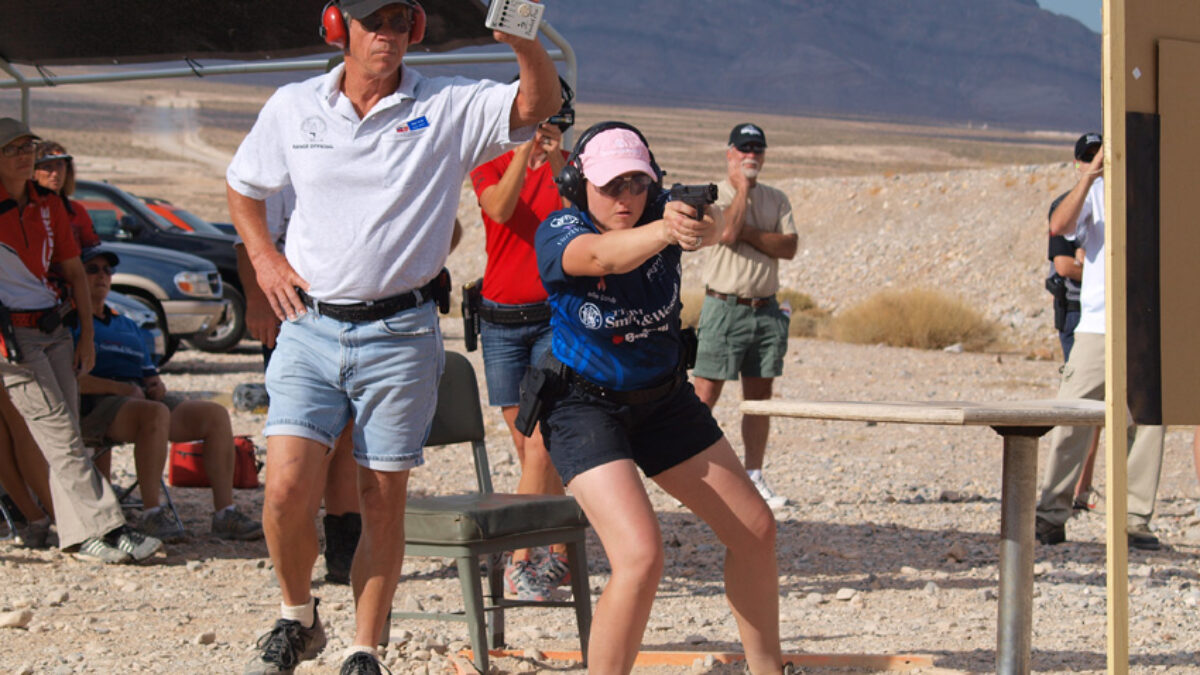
[[529, 122, 788, 674]]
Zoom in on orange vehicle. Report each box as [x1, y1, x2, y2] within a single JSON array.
[[139, 196, 229, 236]]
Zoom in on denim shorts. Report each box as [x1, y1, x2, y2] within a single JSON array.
[[542, 379, 725, 485], [479, 300, 552, 407], [693, 294, 789, 380], [264, 302, 443, 472]]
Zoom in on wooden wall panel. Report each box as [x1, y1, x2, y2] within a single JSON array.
[[1157, 38, 1200, 424]]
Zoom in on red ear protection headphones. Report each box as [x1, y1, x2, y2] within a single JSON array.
[[321, 1, 426, 49]]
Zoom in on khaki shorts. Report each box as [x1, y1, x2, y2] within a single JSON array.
[[692, 294, 789, 381], [80, 391, 184, 447]]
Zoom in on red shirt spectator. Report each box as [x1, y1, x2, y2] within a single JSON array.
[[470, 147, 568, 304]]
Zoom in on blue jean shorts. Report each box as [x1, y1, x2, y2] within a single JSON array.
[[264, 302, 444, 471], [479, 300, 552, 407]]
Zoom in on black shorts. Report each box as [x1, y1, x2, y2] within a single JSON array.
[[542, 378, 725, 485]]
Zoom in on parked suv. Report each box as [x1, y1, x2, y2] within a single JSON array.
[[75, 180, 245, 353], [101, 241, 226, 363]]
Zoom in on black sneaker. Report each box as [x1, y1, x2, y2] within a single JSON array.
[[323, 512, 361, 585], [340, 651, 390, 675], [1128, 523, 1161, 551], [1035, 517, 1066, 545], [245, 598, 327, 675]]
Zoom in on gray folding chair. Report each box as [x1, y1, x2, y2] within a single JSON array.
[[92, 443, 184, 535], [392, 351, 592, 671]]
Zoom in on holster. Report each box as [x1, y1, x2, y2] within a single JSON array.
[[1053, 298, 1067, 332], [431, 268, 453, 315], [461, 277, 483, 352], [514, 358, 566, 437], [680, 326, 698, 371], [0, 305, 21, 364]]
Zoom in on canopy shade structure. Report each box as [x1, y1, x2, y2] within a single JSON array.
[[0, 0, 576, 123], [1, 0, 495, 64]]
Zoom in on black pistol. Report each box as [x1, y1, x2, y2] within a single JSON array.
[[669, 183, 718, 218]]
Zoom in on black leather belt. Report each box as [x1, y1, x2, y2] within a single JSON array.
[[563, 366, 680, 406], [297, 280, 436, 323], [705, 288, 774, 309], [477, 303, 551, 325]]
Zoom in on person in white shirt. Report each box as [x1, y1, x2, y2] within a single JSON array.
[[1035, 134, 1165, 552], [226, 2, 560, 672]]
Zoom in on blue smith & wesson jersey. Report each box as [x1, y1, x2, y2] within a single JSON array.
[[534, 204, 683, 391]]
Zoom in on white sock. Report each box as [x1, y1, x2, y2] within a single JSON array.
[[144, 505, 163, 517], [343, 645, 377, 660], [281, 599, 315, 628], [747, 469, 763, 481], [218, 505, 236, 515]]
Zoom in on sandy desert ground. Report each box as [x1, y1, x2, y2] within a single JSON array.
[[1, 78, 1198, 674]]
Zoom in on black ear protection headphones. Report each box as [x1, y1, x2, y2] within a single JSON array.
[[320, 0, 426, 49], [509, 75, 575, 131], [555, 121, 664, 210]]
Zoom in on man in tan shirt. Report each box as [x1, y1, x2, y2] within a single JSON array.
[[693, 123, 798, 510]]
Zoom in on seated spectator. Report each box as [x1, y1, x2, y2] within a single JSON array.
[[73, 245, 262, 542]]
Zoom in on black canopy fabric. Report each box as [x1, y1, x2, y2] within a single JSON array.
[[1, 0, 495, 65]]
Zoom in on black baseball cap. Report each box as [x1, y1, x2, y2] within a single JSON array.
[[1074, 133, 1102, 162], [339, 0, 415, 19], [729, 123, 767, 151], [81, 245, 119, 268]]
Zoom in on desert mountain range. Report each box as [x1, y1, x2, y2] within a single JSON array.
[[501, 0, 1102, 131]]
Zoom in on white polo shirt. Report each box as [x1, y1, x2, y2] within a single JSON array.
[[1070, 178, 1106, 335], [227, 64, 532, 303]]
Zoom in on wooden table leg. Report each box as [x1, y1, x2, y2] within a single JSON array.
[[993, 427, 1052, 675]]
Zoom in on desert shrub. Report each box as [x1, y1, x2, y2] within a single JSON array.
[[777, 288, 829, 337], [830, 288, 998, 351], [680, 289, 705, 328], [681, 287, 829, 338]]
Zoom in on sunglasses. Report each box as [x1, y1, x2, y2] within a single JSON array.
[[735, 142, 765, 154], [596, 174, 653, 198], [359, 10, 412, 34], [1, 140, 38, 158], [85, 264, 114, 276]]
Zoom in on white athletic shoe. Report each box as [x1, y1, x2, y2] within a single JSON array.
[[750, 472, 788, 510]]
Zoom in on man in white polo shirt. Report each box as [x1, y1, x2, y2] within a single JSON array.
[[226, 2, 560, 672], [1034, 134, 1165, 552]]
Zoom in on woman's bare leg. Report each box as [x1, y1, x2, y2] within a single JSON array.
[[568, 459, 664, 673], [654, 438, 782, 675]]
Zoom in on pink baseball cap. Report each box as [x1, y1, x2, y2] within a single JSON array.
[[579, 129, 656, 186]]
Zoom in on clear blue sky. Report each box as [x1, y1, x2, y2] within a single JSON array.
[[1039, 0, 1101, 33]]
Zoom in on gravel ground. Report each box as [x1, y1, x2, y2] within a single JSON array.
[[2, 336, 1198, 674]]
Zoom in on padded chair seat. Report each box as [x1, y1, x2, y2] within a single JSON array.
[[405, 493, 587, 544]]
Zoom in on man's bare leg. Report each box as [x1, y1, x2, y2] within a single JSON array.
[[349, 466, 410, 648], [262, 436, 330, 606], [741, 377, 774, 472], [692, 375, 726, 410]]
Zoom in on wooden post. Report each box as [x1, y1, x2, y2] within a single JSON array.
[[1102, 1, 1130, 673]]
